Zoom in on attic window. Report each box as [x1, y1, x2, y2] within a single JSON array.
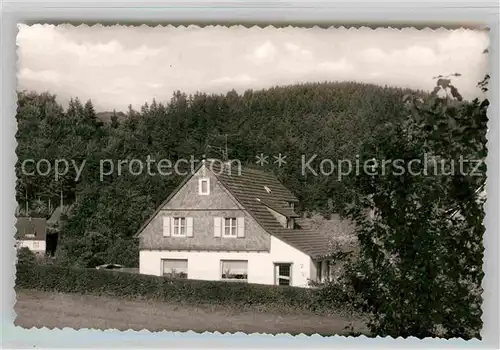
[[264, 186, 271, 194], [199, 178, 210, 195]]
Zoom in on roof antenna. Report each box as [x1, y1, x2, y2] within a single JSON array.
[[206, 132, 239, 162], [223, 134, 228, 161], [25, 188, 29, 216]]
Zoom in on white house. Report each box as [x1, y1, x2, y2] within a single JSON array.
[[135, 160, 333, 287], [15, 217, 47, 254]]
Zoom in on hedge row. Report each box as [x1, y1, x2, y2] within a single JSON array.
[[15, 262, 342, 313]]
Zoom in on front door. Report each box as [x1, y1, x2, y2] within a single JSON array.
[[274, 263, 292, 286]]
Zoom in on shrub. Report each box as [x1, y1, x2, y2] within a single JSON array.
[[16, 247, 37, 266], [15, 262, 350, 314]]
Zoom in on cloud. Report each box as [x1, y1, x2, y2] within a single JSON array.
[[18, 25, 163, 69], [317, 59, 354, 72], [19, 68, 63, 84], [437, 29, 489, 53], [361, 48, 386, 63], [362, 46, 439, 66], [284, 42, 313, 60], [145, 82, 164, 89], [16, 25, 489, 111], [249, 41, 277, 63], [284, 42, 300, 52], [81, 43, 163, 67], [211, 74, 256, 85]]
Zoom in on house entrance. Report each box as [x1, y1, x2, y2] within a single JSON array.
[[274, 263, 292, 286]]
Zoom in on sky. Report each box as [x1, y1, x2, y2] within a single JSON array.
[[17, 24, 489, 111]]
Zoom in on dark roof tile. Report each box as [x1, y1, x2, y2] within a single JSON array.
[[211, 161, 330, 258]]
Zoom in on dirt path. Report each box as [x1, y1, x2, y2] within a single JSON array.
[[14, 289, 367, 336]]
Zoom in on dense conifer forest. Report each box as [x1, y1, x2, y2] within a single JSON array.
[[16, 82, 416, 267]]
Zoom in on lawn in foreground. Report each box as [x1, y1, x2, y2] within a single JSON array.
[[15, 289, 367, 335]]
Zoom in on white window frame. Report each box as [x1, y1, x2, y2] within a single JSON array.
[[274, 263, 292, 286], [172, 217, 186, 237], [220, 260, 248, 282], [199, 178, 210, 195], [223, 217, 237, 237], [162, 258, 188, 278]]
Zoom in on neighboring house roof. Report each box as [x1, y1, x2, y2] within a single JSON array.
[[15, 217, 47, 241], [47, 204, 73, 225], [136, 160, 332, 259], [297, 214, 357, 254]]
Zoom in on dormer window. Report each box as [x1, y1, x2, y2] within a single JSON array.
[[199, 178, 210, 195]]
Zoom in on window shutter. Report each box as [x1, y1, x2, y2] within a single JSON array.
[[170, 218, 175, 236], [186, 217, 194, 237], [163, 217, 171, 237], [237, 217, 245, 238], [214, 217, 222, 237], [198, 179, 203, 195]]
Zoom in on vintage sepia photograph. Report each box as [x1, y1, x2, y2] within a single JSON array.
[[13, 24, 489, 338]]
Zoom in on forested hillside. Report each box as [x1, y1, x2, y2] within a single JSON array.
[[15, 82, 420, 267]]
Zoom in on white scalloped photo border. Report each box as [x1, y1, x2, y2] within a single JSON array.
[[1, 2, 498, 349]]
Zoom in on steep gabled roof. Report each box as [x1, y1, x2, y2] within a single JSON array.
[[212, 163, 299, 203], [47, 204, 74, 225], [134, 163, 204, 238], [136, 160, 331, 259]]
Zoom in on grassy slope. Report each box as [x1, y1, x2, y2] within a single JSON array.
[[15, 289, 368, 336]]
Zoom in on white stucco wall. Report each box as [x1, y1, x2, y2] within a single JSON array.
[[140, 236, 315, 287], [18, 240, 46, 253]]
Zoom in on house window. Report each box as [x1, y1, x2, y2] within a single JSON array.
[[275, 263, 292, 286], [221, 260, 248, 281], [173, 217, 186, 237], [223, 217, 237, 237], [33, 241, 39, 249], [162, 259, 188, 278], [26, 233, 35, 238], [199, 178, 210, 195]]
